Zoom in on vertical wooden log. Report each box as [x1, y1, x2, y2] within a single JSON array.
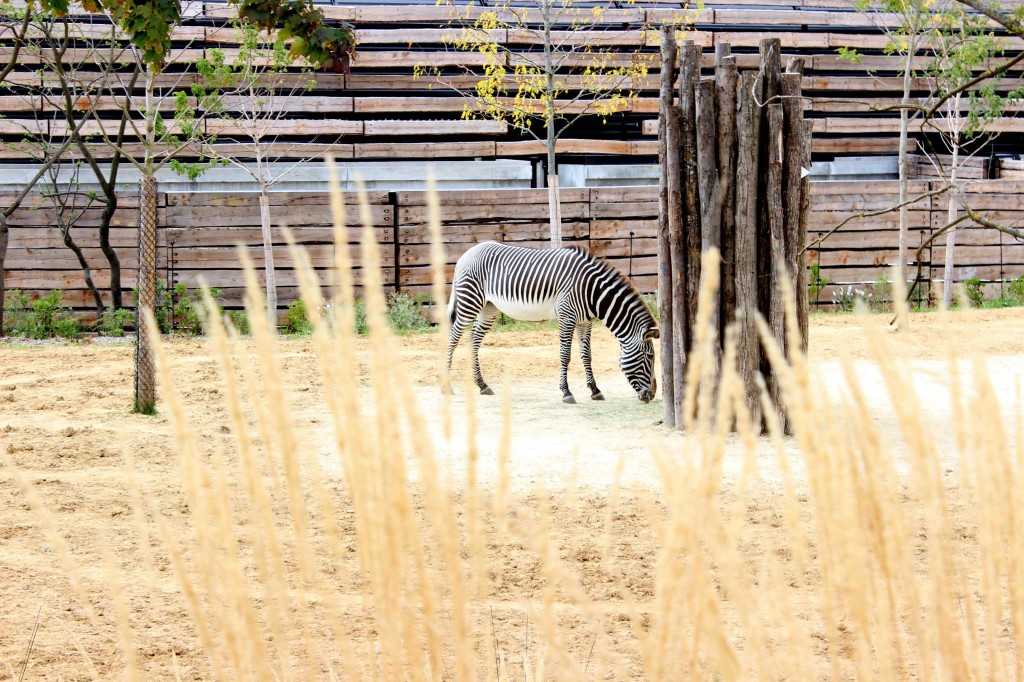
[[669, 60, 687, 428], [657, 27, 677, 428], [697, 78, 720, 254], [716, 52, 738, 347], [766, 103, 787, 425], [756, 38, 782, 421], [734, 70, 763, 429], [679, 40, 701, 361], [781, 72, 807, 347], [798, 120, 813, 351], [696, 77, 720, 386], [785, 56, 806, 76]]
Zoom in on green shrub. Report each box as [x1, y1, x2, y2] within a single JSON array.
[[99, 307, 134, 337], [385, 293, 431, 335], [869, 275, 893, 313], [285, 299, 313, 335], [353, 300, 369, 336], [963, 277, 985, 308], [1007, 276, 1024, 305], [2, 289, 33, 336], [134, 282, 223, 335], [227, 310, 250, 335], [809, 263, 829, 300], [2, 290, 80, 339]]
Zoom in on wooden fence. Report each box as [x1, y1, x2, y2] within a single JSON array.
[[4, 180, 1023, 317]]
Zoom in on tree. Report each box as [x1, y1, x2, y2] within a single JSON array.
[[190, 20, 334, 324], [420, 0, 660, 247], [921, 2, 1012, 307], [21, 0, 355, 412]]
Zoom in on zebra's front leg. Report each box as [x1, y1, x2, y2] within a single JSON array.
[[470, 303, 499, 395], [558, 318, 577, 404], [577, 321, 604, 401]]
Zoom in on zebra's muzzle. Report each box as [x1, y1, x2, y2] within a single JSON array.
[[638, 389, 654, 403]]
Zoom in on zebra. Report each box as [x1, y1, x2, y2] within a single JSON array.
[[446, 241, 659, 404]]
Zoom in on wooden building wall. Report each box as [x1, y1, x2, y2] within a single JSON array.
[[5, 180, 1023, 316], [0, 0, 1021, 164]]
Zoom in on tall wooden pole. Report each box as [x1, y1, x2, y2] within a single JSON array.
[[781, 71, 809, 351], [679, 40, 701, 361], [766, 103, 787, 426], [716, 50, 738, 347], [734, 70, 763, 429], [696, 77, 721, 389], [657, 27, 677, 428]]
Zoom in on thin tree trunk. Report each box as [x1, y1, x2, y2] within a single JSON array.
[[735, 70, 763, 429], [658, 27, 677, 428], [543, 0, 561, 249], [0, 219, 7, 337], [897, 29, 919, 293], [942, 141, 959, 307], [258, 187, 278, 325], [135, 67, 159, 413]]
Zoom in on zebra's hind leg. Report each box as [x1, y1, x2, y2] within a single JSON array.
[[446, 305, 479, 395], [558, 316, 578, 404], [470, 303, 499, 395], [577, 321, 604, 401]]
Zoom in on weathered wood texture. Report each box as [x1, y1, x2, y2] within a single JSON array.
[[657, 26, 678, 428], [5, 181, 1023, 315], [1, 2, 1022, 163]]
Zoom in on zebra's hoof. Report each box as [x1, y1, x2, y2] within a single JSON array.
[[562, 395, 577, 404], [591, 392, 605, 401], [480, 386, 495, 396]]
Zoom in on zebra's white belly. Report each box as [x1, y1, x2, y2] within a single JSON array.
[[488, 294, 557, 322]]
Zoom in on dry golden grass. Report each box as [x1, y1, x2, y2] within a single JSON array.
[[4, 170, 1024, 680]]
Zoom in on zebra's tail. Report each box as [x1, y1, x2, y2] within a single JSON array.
[[447, 285, 456, 326]]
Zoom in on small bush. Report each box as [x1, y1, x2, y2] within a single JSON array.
[[99, 307, 134, 337], [2, 290, 80, 339], [227, 310, 250, 335], [385, 293, 431, 335], [831, 285, 864, 313], [868, 275, 893, 313], [286, 299, 313, 335], [2, 289, 33, 336], [809, 263, 829, 301], [354, 300, 369, 336], [963, 277, 985, 308], [1007, 276, 1024, 305]]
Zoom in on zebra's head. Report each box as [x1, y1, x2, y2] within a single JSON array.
[[620, 326, 659, 402]]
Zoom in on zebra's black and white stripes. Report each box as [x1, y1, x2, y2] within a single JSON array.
[[446, 241, 659, 403]]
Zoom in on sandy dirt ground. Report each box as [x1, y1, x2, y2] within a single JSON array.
[[1, 308, 1023, 679]]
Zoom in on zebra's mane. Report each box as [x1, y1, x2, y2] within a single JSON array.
[[566, 245, 656, 327]]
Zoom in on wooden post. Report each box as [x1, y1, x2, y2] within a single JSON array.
[[697, 78, 720, 254], [669, 48, 687, 428], [715, 51, 738, 346], [657, 27, 677, 428], [679, 40, 701, 362], [781, 72, 807, 349], [734, 70, 763, 429], [766, 103, 787, 425], [798, 120, 813, 350]]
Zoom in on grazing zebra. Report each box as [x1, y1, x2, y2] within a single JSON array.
[[446, 241, 659, 403]]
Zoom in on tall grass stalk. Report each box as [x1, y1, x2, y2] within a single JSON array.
[[10, 177, 1024, 679]]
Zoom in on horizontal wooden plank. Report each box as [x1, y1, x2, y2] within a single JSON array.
[[163, 205, 393, 228], [165, 191, 389, 207]]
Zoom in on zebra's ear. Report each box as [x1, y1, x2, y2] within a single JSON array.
[[644, 327, 660, 340]]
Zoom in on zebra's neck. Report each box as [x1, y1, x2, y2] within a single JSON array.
[[589, 267, 652, 343]]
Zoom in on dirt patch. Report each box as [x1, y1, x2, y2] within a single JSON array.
[[0, 308, 1022, 679]]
